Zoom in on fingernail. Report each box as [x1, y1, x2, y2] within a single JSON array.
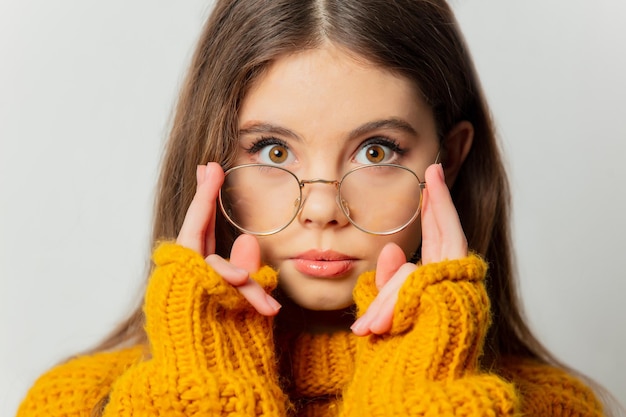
[[351, 318, 372, 336], [437, 163, 445, 180], [265, 294, 282, 312], [204, 164, 212, 181], [351, 314, 369, 332]]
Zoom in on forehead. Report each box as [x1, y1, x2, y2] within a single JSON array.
[[239, 44, 435, 136]]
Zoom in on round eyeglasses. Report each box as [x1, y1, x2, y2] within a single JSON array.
[[219, 163, 427, 236]]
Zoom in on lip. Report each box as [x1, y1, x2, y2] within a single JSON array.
[[290, 250, 357, 278]]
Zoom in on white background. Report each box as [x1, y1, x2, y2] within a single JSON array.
[[1, 1, 625, 415]]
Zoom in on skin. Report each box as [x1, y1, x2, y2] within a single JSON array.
[[176, 43, 473, 335]]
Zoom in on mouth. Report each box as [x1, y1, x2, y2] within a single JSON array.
[[290, 250, 358, 278]]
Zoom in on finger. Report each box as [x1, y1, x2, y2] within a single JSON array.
[[420, 181, 440, 264], [205, 252, 281, 317], [236, 279, 282, 316], [205, 254, 249, 286], [229, 234, 261, 274], [375, 242, 407, 290], [176, 163, 224, 256], [229, 234, 281, 316], [369, 263, 417, 334], [352, 262, 416, 336], [421, 163, 467, 264], [230, 235, 281, 315]]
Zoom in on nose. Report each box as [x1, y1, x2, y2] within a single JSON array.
[[297, 179, 350, 230]]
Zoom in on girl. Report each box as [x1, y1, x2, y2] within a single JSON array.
[[17, 0, 614, 416]]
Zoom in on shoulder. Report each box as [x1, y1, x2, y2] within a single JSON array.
[[499, 356, 604, 417], [17, 346, 145, 417]]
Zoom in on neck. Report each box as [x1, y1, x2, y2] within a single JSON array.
[[274, 293, 356, 334]]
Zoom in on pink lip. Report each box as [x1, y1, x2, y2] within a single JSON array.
[[291, 250, 357, 278]]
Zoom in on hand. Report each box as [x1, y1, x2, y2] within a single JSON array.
[[102, 164, 288, 415], [176, 163, 281, 316], [104, 241, 287, 415], [343, 164, 515, 415], [351, 163, 468, 335]]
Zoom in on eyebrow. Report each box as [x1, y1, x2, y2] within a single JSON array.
[[238, 118, 418, 141], [238, 123, 302, 140], [347, 118, 418, 140]]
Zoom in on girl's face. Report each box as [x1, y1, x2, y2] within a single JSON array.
[[236, 43, 440, 311]]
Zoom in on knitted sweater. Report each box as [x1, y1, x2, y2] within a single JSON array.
[[17, 243, 603, 417]]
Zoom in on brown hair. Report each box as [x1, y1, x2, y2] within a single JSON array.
[[96, 0, 540, 361], [89, 0, 617, 412]]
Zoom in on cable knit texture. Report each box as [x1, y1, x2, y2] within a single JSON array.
[[105, 243, 289, 416], [17, 243, 604, 417], [342, 256, 518, 416]]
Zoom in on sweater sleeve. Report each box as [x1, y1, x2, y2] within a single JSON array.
[[340, 255, 520, 417], [102, 242, 289, 416], [16, 347, 145, 417]]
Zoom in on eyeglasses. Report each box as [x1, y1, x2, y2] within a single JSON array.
[[219, 163, 429, 236]]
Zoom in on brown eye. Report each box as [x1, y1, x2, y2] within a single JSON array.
[[365, 145, 386, 163], [268, 145, 289, 164]]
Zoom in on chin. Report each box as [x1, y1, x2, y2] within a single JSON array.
[[276, 267, 360, 311]]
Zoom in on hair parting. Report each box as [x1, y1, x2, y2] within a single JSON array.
[[83, 1, 619, 415]]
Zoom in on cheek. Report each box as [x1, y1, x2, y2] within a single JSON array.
[[347, 222, 423, 268], [392, 220, 423, 260], [255, 235, 283, 268]]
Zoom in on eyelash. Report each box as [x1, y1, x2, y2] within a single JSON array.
[[244, 136, 289, 155], [359, 136, 406, 155], [355, 136, 407, 164], [243, 135, 407, 163]]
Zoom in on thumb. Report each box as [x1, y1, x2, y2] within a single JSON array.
[[375, 242, 407, 290]]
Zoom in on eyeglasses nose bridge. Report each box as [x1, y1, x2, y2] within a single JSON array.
[[298, 178, 340, 188], [297, 178, 345, 215]]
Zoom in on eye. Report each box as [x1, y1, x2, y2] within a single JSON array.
[[354, 138, 405, 164], [265, 144, 289, 164], [246, 137, 295, 166], [362, 144, 386, 163]]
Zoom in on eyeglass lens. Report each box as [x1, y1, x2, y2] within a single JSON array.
[[219, 164, 422, 235]]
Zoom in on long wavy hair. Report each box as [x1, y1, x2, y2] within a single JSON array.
[[88, 0, 618, 414]]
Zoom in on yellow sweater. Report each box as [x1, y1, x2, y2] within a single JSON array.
[[17, 243, 603, 416]]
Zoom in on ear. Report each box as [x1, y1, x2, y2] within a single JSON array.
[[441, 120, 473, 188]]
